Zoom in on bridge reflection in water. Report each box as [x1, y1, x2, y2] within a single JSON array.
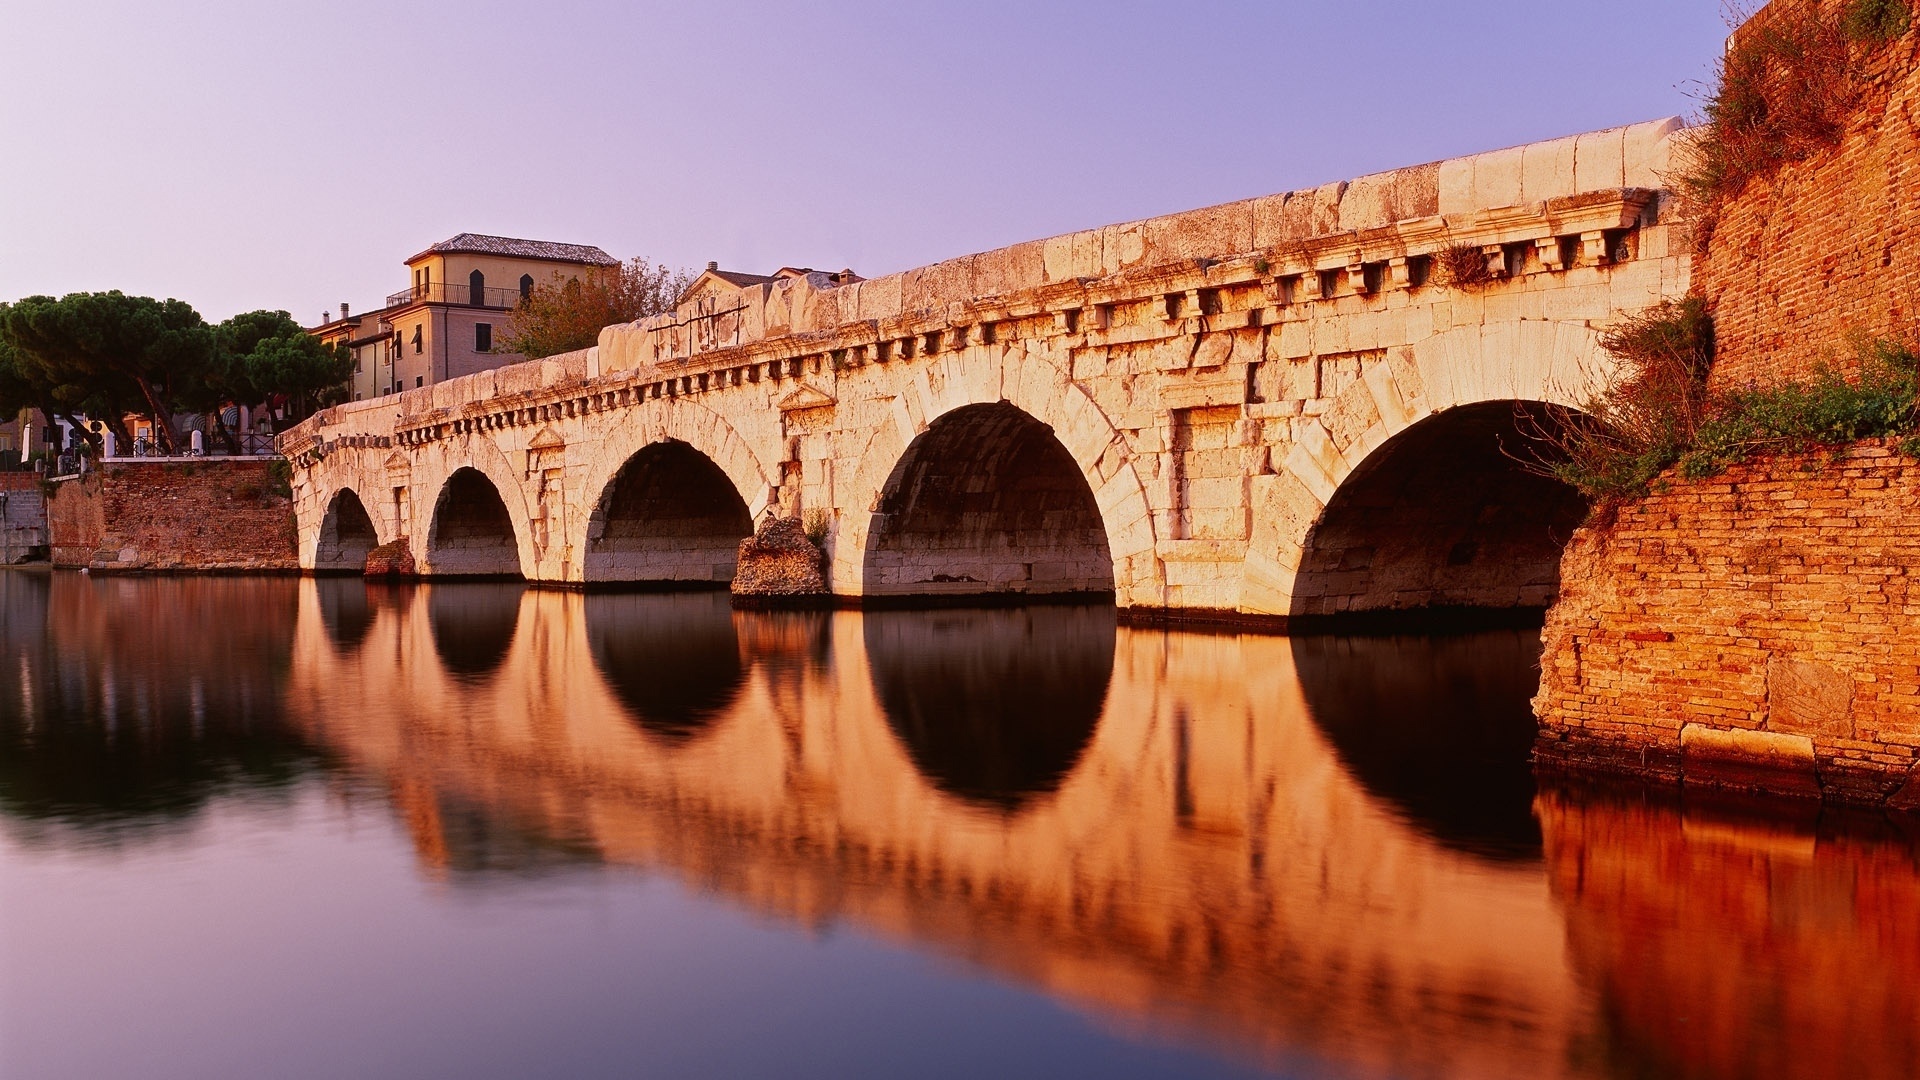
[[4, 573, 1917, 1077], [278, 580, 1920, 1078]]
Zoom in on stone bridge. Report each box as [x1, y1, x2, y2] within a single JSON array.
[[282, 118, 1690, 619]]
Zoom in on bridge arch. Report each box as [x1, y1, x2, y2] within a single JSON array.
[[1242, 321, 1610, 619], [424, 466, 527, 578], [837, 346, 1159, 604], [313, 487, 381, 572], [574, 402, 774, 584], [584, 440, 755, 586], [862, 401, 1114, 599]]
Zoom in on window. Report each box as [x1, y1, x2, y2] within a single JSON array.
[[415, 376, 424, 388], [519, 273, 534, 299], [411, 325, 423, 354], [475, 323, 492, 352], [469, 269, 485, 304]]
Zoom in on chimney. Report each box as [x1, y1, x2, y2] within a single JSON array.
[[341, 302, 350, 321], [707, 261, 719, 271]]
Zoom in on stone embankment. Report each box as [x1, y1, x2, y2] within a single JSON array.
[[46, 460, 298, 573], [0, 472, 48, 563], [1536, 444, 1920, 806]]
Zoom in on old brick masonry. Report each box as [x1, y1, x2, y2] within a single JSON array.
[[47, 461, 299, 572]]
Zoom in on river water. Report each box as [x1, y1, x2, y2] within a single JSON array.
[[0, 573, 1915, 1079]]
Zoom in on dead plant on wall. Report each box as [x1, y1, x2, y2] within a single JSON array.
[[1438, 243, 1495, 291]]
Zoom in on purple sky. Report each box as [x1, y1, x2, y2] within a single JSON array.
[[0, 1, 1730, 324]]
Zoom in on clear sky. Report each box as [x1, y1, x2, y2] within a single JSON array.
[[0, 1, 1731, 324]]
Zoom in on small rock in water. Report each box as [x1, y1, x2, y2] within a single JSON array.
[[364, 539, 416, 578]]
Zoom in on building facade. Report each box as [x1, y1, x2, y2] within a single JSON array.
[[315, 233, 619, 402]]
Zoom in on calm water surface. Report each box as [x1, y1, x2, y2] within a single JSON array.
[[2, 573, 1917, 1079]]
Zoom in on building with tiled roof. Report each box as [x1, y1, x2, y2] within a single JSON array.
[[406, 233, 619, 267], [315, 232, 623, 402], [676, 263, 863, 307]]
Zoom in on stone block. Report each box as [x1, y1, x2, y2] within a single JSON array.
[[1250, 192, 1296, 249], [973, 240, 1047, 298], [1142, 199, 1255, 265], [1437, 156, 1476, 217], [1622, 116, 1686, 189], [857, 275, 904, 322], [1520, 134, 1579, 205], [1390, 162, 1441, 221], [1767, 657, 1856, 738], [1680, 724, 1822, 797], [1472, 145, 1525, 209], [1572, 126, 1626, 193], [1337, 172, 1396, 233]]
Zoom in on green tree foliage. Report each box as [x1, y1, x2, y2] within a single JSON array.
[[188, 310, 350, 450], [0, 294, 352, 456], [0, 292, 212, 454], [498, 257, 692, 361]]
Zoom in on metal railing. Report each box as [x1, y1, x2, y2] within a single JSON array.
[[383, 282, 529, 310], [108, 431, 279, 459]]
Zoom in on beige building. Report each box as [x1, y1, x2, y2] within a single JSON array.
[[315, 233, 619, 402]]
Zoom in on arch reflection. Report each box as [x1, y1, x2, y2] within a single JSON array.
[[585, 591, 745, 742], [864, 606, 1113, 810], [426, 583, 524, 682], [314, 577, 375, 655], [1290, 629, 1544, 857]]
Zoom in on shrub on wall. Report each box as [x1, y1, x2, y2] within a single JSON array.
[[1682, 0, 1910, 206], [1679, 339, 1920, 475], [1532, 299, 1920, 504], [1526, 299, 1717, 501], [1438, 243, 1495, 290]]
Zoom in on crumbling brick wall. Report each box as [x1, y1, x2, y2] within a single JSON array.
[[1535, 442, 1920, 806], [47, 460, 298, 572], [1699, 2, 1920, 385]]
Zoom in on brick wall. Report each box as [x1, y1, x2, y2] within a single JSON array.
[[1699, 2, 1920, 385], [1534, 443, 1920, 806], [47, 460, 298, 572]]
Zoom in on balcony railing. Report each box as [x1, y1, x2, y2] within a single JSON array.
[[384, 282, 530, 310]]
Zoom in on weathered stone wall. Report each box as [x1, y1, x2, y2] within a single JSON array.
[[47, 461, 298, 572], [1534, 443, 1920, 806], [1699, 0, 1920, 385]]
